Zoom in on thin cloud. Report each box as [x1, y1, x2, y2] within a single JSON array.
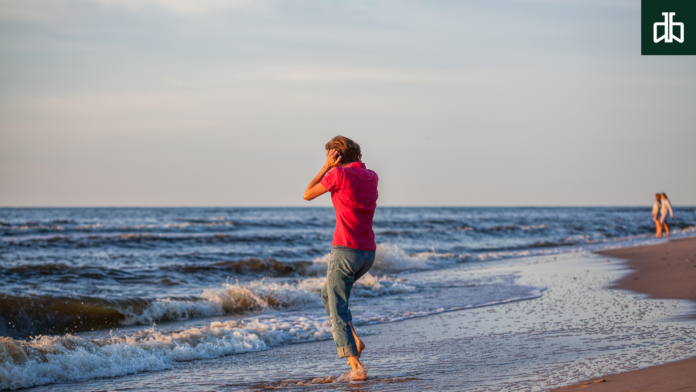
[[92, 0, 256, 14], [0, 0, 256, 21]]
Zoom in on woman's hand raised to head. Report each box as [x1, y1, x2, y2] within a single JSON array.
[[324, 149, 342, 169], [304, 149, 340, 201]]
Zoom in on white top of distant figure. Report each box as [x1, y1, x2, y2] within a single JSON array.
[[660, 196, 673, 219]]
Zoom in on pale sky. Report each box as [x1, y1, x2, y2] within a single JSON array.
[[1, 0, 694, 207]]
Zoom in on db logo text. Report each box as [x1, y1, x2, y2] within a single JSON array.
[[654, 12, 684, 43], [641, 0, 694, 55]]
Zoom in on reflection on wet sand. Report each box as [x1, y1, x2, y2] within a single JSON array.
[[235, 371, 422, 391]]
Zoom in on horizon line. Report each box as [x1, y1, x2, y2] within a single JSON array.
[[1, 205, 688, 209]]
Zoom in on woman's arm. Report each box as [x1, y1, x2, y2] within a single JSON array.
[[668, 201, 674, 218], [303, 149, 342, 201]]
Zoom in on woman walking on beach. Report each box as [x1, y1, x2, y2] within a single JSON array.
[[659, 193, 674, 237], [652, 194, 662, 237], [303, 136, 378, 377]]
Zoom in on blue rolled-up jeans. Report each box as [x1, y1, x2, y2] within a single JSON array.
[[321, 245, 376, 358]]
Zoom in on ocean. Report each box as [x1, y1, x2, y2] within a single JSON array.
[[1, 206, 695, 390]]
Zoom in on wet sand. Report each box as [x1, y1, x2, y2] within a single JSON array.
[[551, 237, 696, 391], [604, 237, 696, 305]]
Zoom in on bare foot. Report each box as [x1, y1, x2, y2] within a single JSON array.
[[356, 338, 366, 357], [336, 361, 368, 382], [345, 356, 367, 380], [349, 367, 368, 381], [347, 339, 366, 365], [347, 321, 365, 365]]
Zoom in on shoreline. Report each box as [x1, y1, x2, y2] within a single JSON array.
[[551, 237, 696, 391]]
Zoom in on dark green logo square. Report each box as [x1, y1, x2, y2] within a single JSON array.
[[642, 0, 696, 55]]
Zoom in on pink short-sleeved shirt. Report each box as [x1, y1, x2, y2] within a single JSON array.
[[320, 162, 379, 251]]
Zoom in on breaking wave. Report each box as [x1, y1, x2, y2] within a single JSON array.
[[310, 243, 452, 272], [0, 280, 543, 391], [0, 316, 334, 390], [0, 274, 415, 339]]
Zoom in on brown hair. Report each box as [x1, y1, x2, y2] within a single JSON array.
[[325, 135, 361, 164]]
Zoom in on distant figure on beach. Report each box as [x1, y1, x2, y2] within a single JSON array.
[[659, 193, 674, 237], [652, 194, 662, 237], [303, 135, 378, 379]]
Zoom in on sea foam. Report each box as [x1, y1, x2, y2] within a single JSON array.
[[123, 273, 414, 326], [310, 243, 453, 273], [0, 274, 544, 390], [0, 316, 333, 390]]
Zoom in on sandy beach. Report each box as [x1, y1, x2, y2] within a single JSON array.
[[551, 237, 696, 391], [605, 237, 696, 305]]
